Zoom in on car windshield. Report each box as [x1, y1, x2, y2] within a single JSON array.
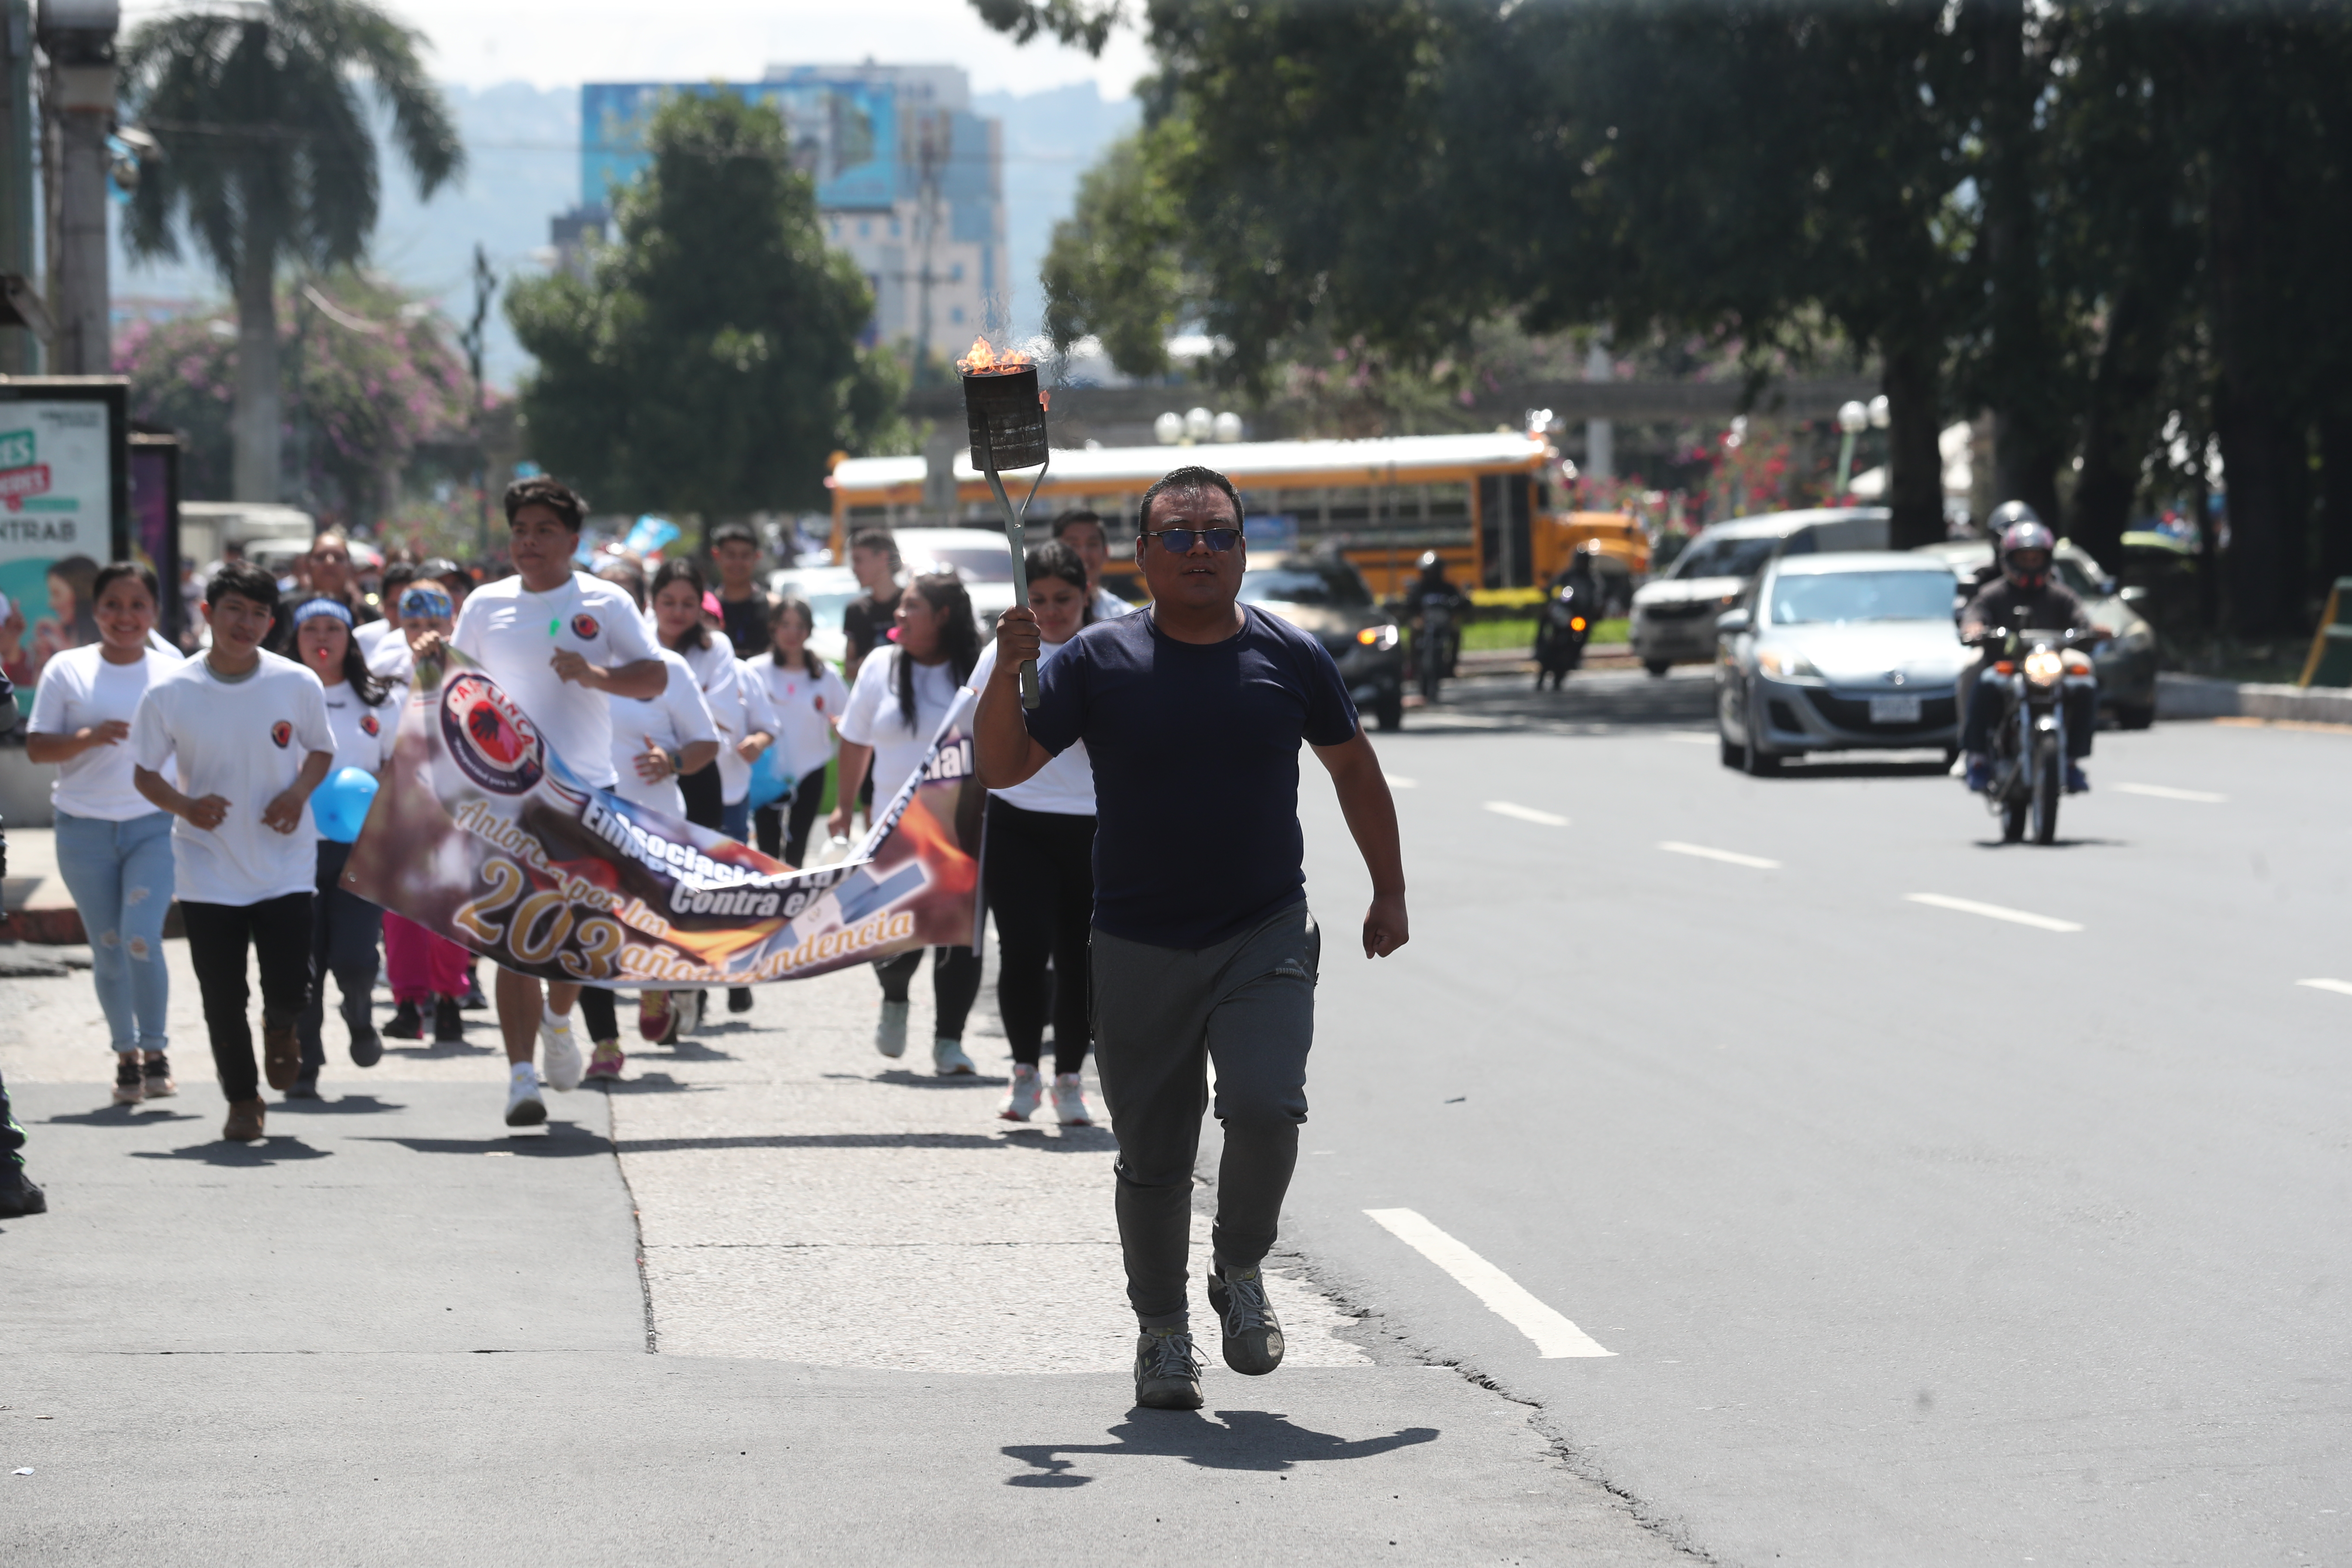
[[1768, 570, 1956, 625], [1240, 566, 1372, 607], [1673, 536, 1779, 581], [2055, 557, 2102, 596], [903, 545, 1014, 583]]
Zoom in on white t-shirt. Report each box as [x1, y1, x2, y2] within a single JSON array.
[[366, 630, 415, 685], [1091, 586, 1135, 622], [968, 638, 1096, 817], [750, 656, 849, 781], [131, 651, 334, 905], [354, 618, 402, 665], [606, 649, 718, 818], [29, 643, 184, 820], [710, 655, 781, 807], [315, 677, 403, 841], [838, 646, 962, 803], [451, 572, 658, 790]]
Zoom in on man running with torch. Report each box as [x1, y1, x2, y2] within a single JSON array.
[[974, 462, 1409, 1412]]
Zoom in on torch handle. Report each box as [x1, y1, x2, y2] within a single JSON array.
[[985, 461, 1048, 710]]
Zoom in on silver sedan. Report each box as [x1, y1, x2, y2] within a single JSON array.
[[1715, 553, 1966, 775]]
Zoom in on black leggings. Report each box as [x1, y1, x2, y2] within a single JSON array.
[[577, 986, 618, 1044], [754, 766, 829, 867], [300, 840, 383, 1069], [184, 892, 315, 1102], [873, 946, 981, 1042], [982, 797, 1095, 1074]]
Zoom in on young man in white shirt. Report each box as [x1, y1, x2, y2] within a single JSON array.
[[413, 478, 665, 1128], [132, 562, 336, 1144]]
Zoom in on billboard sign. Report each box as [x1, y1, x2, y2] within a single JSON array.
[[0, 380, 127, 712]]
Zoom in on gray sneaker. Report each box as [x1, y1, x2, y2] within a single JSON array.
[[1207, 1266, 1286, 1376], [1132, 1328, 1204, 1410]]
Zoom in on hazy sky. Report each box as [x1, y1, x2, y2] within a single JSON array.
[[315, 0, 1155, 98]]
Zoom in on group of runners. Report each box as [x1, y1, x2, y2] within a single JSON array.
[[8, 462, 1412, 1411]]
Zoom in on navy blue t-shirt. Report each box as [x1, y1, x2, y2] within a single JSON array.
[[1026, 604, 1360, 949]]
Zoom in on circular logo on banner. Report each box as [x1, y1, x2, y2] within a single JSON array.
[[439, 672, 545, 796], [270, 720, 292, 749], [569, 613, 600, 640], [359, 712, 381, 737]]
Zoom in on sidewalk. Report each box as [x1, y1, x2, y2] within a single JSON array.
[[0, 949, 1686, 1566]]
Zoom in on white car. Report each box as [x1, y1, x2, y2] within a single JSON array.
[[764, 564, 863, 670], [1714, 551, 1965, 774], [1632, 507, 1891, 675], [887, 526, 1023, 629]]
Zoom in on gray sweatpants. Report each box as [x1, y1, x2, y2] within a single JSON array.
[[1090, 903, 1320, 1329]]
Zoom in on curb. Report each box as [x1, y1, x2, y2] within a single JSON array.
[[2155, 672, 2352, 725], [0, 900, 187, 947]]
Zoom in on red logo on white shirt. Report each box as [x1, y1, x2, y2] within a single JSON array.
[[360, 712, 381, 737], [570, 613, 600, 639], [270, 720, 292, 749]]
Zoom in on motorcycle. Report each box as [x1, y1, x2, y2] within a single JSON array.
[[1414, 595, 1458, 703], [1533, 582, 1591, 690], [1969, 626, 2096, 845]]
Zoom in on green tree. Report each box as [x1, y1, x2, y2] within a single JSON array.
[[506, 90, 906, 527], [121, 0, 462, 504]]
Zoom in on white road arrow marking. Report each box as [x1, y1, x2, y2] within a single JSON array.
[[1364, 1208, 1614, 1359]]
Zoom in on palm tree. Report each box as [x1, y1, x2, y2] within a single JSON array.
[[122, 0, 462, 502]]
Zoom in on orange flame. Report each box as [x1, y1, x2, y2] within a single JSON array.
[[956, 335, 1032, 376]]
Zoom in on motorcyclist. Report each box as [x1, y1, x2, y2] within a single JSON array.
[[1545, 539, 1606, 606], [1958, 504, 2107, 795], [1410, 550, 1470, 676]]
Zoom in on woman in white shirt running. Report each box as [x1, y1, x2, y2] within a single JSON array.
[[24, 562, 184, 1105], [750, 597, 849, 869], [967, 543, 1099, 1126], [285, 596, 402, 1098], [829, 572, 983, 1075]]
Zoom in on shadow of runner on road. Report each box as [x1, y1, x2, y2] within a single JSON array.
[[361, 1120, 607, 1157], [266, 1095, 408, 1115], [42, 1105, 204, 1127], [1003, 1411, 1441, 1487], [607, 1129, 1112, 1154], [129, 1136, 334, 1166]]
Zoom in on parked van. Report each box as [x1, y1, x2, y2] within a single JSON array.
[[1629, 507, 1889, 675], [179, 502, 317, 577]]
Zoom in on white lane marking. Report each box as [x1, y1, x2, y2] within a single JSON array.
[[1484, 801, 1570, 827], [1663, 732, 1717, 745], [1365, 1209, 1614, 1358], [2296, 979, 2352, 998], [1905, 893, 2083, 933], [2113, 782, 2228, 804], [1658, 840, 1780, 870], [1385, 775, 1419, 789]]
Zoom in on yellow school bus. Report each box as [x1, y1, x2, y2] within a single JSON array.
[[827, 432, 1645, 598]]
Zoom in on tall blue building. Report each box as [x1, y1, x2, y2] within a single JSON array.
[[570, 64, 1005, 356]]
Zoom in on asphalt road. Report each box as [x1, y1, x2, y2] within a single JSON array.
[[1282, 666, 2352, 1565]]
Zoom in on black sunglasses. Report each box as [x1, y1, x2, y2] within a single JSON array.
[[1139, 526, 1245, 554]]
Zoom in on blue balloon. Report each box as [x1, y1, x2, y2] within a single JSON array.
[[310, 766, 380, 843], [745, 746, 795, 812]]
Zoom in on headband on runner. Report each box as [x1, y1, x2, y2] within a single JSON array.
[[399, 584, 454, 620], [293, 598, 354, 629]]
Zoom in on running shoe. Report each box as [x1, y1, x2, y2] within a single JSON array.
[[728, 987, 753, 1014], [261, 1021, 301, 1093], [1207, 1266, 1286, 1376], [874, 999, 909, 1059], [112, 1056, 144, 1106], [141, 1053, 175, 1098], [1000, 1063, 1042, 1121], [638, 991, 673, 1044], [1051, 1072, 1095, 1127], [677, 989, 704, 1035], [286, 1068, 320, 1100], [222, 1098, 266, 1143], [584, 1042, 625, 1082], [932, 1037, 976, 1076], [385, 999, 424, 1040], [0, 1178, 46, 1217], [1132, 1328, 1204, 1410], [504, 1063, 547, 1128], [432, 996, 465, 1044], [539, 1009, 584, 1093]]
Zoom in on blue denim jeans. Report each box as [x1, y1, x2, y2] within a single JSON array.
[[721, 796, 752, 843], [52, 809, 175, 1055]]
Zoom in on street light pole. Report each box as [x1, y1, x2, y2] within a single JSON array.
[[1835, 399, 1868, 496], [37, 0, 114, 376]]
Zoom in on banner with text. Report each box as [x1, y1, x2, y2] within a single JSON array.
[[343, 649, 983, 986]]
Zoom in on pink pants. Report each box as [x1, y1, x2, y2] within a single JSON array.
[[384, 913, 469, 1004]]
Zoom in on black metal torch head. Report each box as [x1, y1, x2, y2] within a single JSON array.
[[959, 361, 1049, 473]]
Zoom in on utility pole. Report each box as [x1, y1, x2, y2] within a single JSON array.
[[457, 242, 493, 560], [37, 0, 114, 376], [0, 0, 38, 373]]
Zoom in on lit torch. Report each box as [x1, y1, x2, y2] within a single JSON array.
[[957, 334, 1049, 710]]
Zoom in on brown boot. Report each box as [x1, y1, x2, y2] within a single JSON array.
[[262, 1020, 300, 1092], [222, 1098, 266, 1142]]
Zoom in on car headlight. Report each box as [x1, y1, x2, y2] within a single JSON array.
[[1356, 623, 1400, 651], [1756, 647, 1821, 679], [2023, 648, 2065, 686]]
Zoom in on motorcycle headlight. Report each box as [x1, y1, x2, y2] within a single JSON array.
[[2023, 648, 2065, 686], [1356, 623, 1400, 651], [1756, 647, 1821, 680]]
